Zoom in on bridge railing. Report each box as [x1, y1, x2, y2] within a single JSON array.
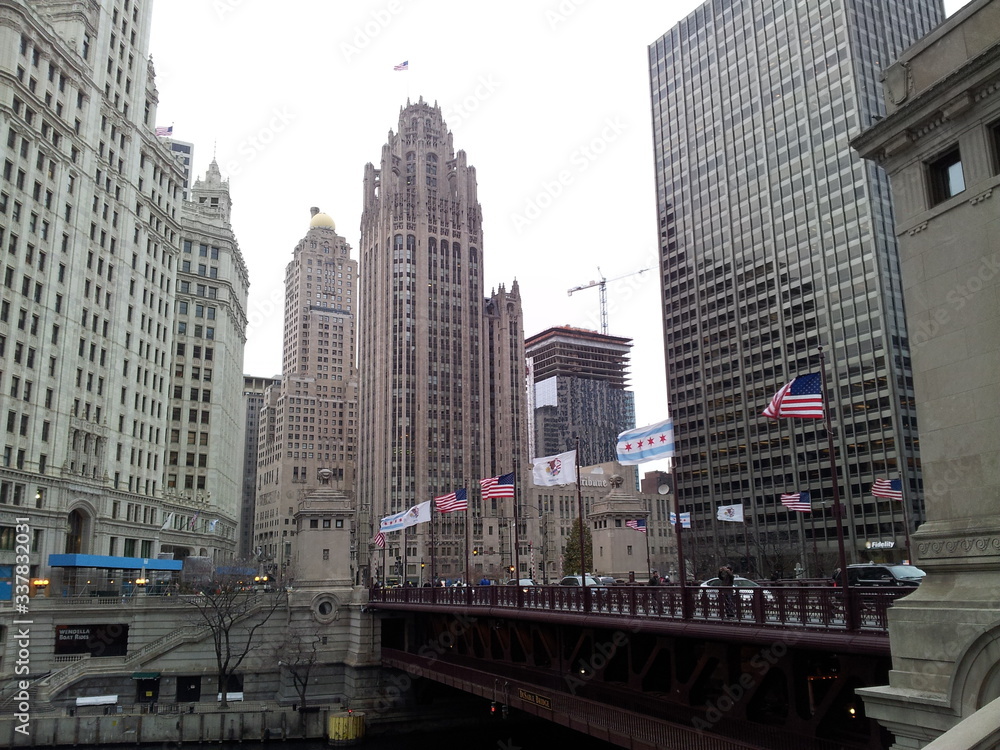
[[370, 584, 908, 632]]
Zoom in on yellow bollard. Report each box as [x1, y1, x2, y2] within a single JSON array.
[[328, 710, 365, 746]]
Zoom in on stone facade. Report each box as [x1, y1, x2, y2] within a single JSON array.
[[356, 98, 526, 586], [852, 0, 1000, 745], [252, 210, 359, 582], [0, 0, 245, 595]]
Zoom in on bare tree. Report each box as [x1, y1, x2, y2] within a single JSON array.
[[186, 565, 286, 707], [279, 623, 322, 711]]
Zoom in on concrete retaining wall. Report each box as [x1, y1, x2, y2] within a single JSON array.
[[0, 706, 331, 746]]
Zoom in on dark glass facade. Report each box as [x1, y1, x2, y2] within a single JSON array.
[[648, 0, 943, 577]]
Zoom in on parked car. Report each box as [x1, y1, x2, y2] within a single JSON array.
[[558, 575, 606, 588], [833, 564, 926, 587], [699, 576, 774, 603], [596, 576, 617, 586]]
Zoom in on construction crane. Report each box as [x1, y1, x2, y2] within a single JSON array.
[[567, 267, 652, 334]]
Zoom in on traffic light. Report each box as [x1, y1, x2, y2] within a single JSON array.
[[490, 701, 496, 715], [473, 548, 478, 556]]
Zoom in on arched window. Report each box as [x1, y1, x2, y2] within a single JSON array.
[[66, 509, 87, 554]]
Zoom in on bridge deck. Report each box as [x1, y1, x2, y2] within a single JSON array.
[[369, 584, 906, 654]]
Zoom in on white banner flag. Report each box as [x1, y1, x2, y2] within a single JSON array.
[[531, 450, 577, 486], [716, 504, 745, 523]]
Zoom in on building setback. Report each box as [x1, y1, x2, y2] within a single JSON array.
[[527, 326, 635, 467], [357, 98, 526, 585], [648, 0, 943, 578], [252, 209, 359, 581]]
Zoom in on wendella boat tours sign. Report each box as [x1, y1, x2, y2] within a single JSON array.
[[54, 624, 129, 657]]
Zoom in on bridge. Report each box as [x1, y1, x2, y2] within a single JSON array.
[[368, 584, 907, 749]]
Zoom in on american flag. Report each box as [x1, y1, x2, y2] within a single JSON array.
[[434, 488, 468, 513], [871, 478, 903, 500], [762, 372, 824, 419], [480, 472, 515, 499], [155, 125, 173, 137], [626, 519, 647, 533], [393, 60, 409, 71], [373, 531, 385, 549], [780, 491, 812, 512]]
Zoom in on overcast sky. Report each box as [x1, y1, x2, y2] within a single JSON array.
[[148, 0, 972, 438]]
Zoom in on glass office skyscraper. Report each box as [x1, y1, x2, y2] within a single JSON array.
[[649, 0, 944, 577]]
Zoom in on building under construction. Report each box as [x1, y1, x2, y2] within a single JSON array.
[[526, 326, 635, 466]]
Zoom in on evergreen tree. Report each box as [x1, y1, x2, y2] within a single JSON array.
[[562, 516, 594, 575]]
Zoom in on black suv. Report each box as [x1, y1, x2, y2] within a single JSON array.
[[834, 564, 926, 587]]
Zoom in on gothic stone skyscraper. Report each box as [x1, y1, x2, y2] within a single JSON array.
[[358, 99, 526, 585], [253, 210, 359, 579], [649, 0, 943, 576]]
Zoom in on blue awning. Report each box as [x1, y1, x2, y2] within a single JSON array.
[[48, 554, 183, 571]]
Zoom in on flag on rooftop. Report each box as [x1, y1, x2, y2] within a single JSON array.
[[373, 531, 386, 549], [871, 478, 903, 500], [155, 125, 173, 136], [616, 418, 674, 465], [531, 450, 577, 486], [669, 511, 692, 528], [393, 60, 409, 71], [762, 372, 824, 419], [780, 491, 812, 512], [434, 488, 468, 513], [480, 472, 515, 499], [379, 501, 431, 532], [717, 504, 744, 523], [626, 519, 647, 533]]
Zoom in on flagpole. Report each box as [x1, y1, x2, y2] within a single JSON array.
[[743, 510, 752, 577], [644, 504, 652, 580], [671, 460, 689, 614], [574, 439, 590, 607], [513, 458, 521, 582], [881, 348, 915, 563], [465, 480, 471, 587], [819, 347, 854, 629], [430, 500, 436, 587]]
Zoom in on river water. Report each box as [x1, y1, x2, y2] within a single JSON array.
[[207, 712, 616, 750]]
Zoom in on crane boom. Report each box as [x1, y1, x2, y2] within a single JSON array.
[[567, 267, 652, 334]]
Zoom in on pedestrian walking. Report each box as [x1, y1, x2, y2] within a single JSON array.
[[718, 564, 736, 618]]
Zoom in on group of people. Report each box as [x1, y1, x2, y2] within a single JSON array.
[[647, 565, 738, 617]]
